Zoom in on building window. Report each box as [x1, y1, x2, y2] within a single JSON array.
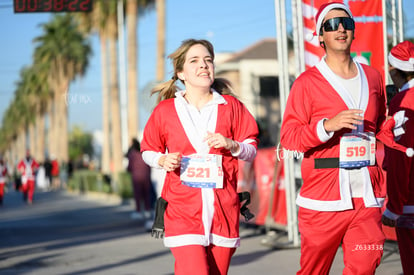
[[259, 76, 279, 97]]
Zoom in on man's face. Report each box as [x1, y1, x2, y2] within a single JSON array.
[[319, 9, 354, 53], [388, 65, 406, 89]]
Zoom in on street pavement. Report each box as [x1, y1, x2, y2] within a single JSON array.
[[0, 188, 403, 275]]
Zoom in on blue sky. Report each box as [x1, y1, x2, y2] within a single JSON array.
[[1, 0, 414, 133]]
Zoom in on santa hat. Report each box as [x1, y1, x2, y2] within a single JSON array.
[[388, 41, 414, 72], [314, 2, 353, 37], [376, 110, 414, 157]]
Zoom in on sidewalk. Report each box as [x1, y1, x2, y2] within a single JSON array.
[[0, 190, 403, 275], [80, 192, 404, 275]]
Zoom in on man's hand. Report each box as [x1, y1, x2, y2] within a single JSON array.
[[324, 109, 363, 132]]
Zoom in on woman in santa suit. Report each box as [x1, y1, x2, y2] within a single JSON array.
[[140, 39, 259, 275], [382, 40, 414, 275], [280, 2, 387, 274]]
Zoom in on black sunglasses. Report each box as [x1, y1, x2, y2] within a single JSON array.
[[321, 17, 355, 33]]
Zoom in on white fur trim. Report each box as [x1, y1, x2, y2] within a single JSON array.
[[296, 193, 353, 211], [316, 58, 368, 112], [392, 110, 408, 137], [164, 234, 208, 247], [317, 118, 334, 142], [211, 234, 240, 247], [388, 52, 414, 71], [163, 233, 240, 248]]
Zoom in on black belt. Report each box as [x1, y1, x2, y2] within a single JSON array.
[[314, 158, 339, 169]]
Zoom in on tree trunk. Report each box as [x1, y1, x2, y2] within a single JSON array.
[[28, 123, 36, 160], [51, 86, 69, 164], [19, 129, 27, 160], [54, 93, 62, 162], [108, 14, 123, 180], [100, 34, 111, 174], [36, 113, 46, 163], [12, 138, 18, 165], [48, 95, 56, 160], [126, 0, 139, 140], [60, 89, 69, 163], [156, 0, 166, 82]]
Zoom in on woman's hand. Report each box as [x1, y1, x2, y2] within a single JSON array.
[[159, 152, 181, 172], [205, 132, 239, 152]]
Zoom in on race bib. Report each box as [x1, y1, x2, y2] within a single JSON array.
[[339, 132, 376, 168], [180, 154, 224, 188]]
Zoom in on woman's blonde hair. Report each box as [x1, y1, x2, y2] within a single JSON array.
[[151, 39, 235, 103]]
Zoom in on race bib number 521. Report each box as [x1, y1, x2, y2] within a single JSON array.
[[180, 154, 224, 188]]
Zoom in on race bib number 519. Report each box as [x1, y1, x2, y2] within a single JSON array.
[[339, 132, 375, 168]]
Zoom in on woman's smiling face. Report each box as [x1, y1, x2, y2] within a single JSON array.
[[179, 43, 215, 90]]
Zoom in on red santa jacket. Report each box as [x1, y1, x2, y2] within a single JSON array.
[[383, 81, 414, 216], [18, 158, 39, 184], [141, 92, 258, 248], [281, 59, 387, 211]]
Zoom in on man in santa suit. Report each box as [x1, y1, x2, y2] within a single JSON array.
[[17, 150, 39, 204], [280, 2, 387, 274], [381, 41, 414, 275], [0, 157, 9, 206]]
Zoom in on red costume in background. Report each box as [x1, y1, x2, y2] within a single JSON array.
[[0, 161, 8, 205], [383, 80, 414, 274], [18, 157, 39, 203]]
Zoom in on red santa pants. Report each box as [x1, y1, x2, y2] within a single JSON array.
[[21, 180, 35, 202], [396, 220, 414, 275], [170, 244, 236, 275], [0, 183, 4, 201], [297, 198, 385, 275]]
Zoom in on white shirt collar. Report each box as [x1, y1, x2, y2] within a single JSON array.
[[174, 89, 227, 107], [399, 78, 414, 93]]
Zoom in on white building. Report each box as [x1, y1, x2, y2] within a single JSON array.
[[215, 38, 296, 146]]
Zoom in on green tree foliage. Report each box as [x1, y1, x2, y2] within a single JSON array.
[[69, 125, 94, 162]]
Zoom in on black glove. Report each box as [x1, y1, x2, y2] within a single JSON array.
[[238, 192, 255, 222], [151, 197, 168, 239]]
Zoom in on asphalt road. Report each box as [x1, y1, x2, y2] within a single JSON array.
[[0, 188, 403, 275]]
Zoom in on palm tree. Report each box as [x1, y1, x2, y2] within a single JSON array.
[[9, 86, 32, 161], [126, 0, 156, 140], [26, 64, 50, 162], [0, 103, 23, 163], [78, 0, 123, 178], [74, 0, 126, 179], [73, 0, 113, 174], [73, 0, 155, 180], [33, 14, 91, 164], [107, 1, 124, 177], [156, 0, 165, 82], [126, 0, 139, 141]]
